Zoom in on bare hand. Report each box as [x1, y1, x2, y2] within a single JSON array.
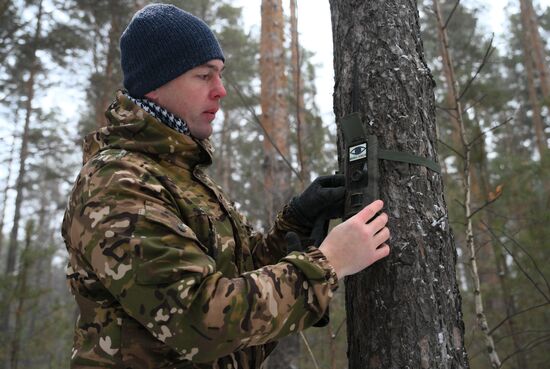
[[319, 200, 390, 279]]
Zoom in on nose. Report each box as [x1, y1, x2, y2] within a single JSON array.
[[210, 76, 227, 100]]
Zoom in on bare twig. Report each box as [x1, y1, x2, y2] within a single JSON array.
[[494, 329, 550, 344], [468, 196, 501, 220], [482, 220, 550, 303], [498, 226, 550, 296], [299, 332, 320, 369], [225, 75, 304, 183], [436, 104, 460, 121], [488, 302, 549, 335], [444, 0, 462, 30], [438, 138, 465, 160], [332, 317, 346, 339], [461, 94, 487, 114], [469, 117, 514, 147], [499, 334, 550, 367], [458, 35, 495, 101]]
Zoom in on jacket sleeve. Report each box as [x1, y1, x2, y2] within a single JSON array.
[[248, 206, 315, 268], [70, 158, 338, 363]]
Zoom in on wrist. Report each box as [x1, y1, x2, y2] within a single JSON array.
[[318, 244, 343, 280], [305, 247, 339, 291]]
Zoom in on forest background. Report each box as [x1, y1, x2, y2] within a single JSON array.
[[0, 0, 549, 368]]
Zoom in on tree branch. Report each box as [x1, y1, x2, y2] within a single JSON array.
[[438, 138, 465, 160], [488, 302, 550, 335], [468, 195, 501, 220], [458, 35, 495, 101], [225, 75, 304, 183], [444, 0, 462, 30], [499, 334, 550, 367], [494, 329, 550, 345], [482, 220, 550, 303], [498, 225, 550, 296], [299, 332, 320, 369], [332, 317, 346, 340], [468, 117, 514, 147]]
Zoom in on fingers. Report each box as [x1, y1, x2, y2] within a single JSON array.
[[353, 200, 384, 224], [375, 243, 391, 259], [369, 212, 388, 232], [373, 227, 390, 246], [330, 174, 345, 186], [285, 231, 302, 253], [316, 174, 345, 187], [325, 186, 346, 200]]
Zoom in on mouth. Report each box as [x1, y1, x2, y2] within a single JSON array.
[[203, 108, 218, 120]]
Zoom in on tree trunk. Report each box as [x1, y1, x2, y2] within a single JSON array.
[[219, 111, 233, 192], [328, 324, 337, 369], [492, 229, 531, 369], [432, 0, 472, 293], [95, 2, 123, 127], [290, 0, 309, 187], [1, 5, 42, 368], [519, 0, 548, 158], [260, 0, 291, 224], [523, 0, 550, 102], [329, 1, 469, 368], [27, 173, 53, 343], [0, 134, 16, 258], [260, 1, 296, 368], [4, 0, 42, 275], [433, 1, 501, 367], [0, 0, 9, 17], [9, 220, 34, 369]]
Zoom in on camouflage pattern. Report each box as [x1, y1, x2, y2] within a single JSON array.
[[62, 91, 338, 369]]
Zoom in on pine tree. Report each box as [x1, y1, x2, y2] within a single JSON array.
[[69, 0, 137, 134], [0, 1, 86, 366], [260, 0, 292, 226], [329, 1, 469, 367]]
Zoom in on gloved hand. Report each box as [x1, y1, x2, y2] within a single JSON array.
[[289, 174, 345, 227], [285, 231, 303, 253]]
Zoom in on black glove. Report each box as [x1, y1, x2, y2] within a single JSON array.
[[289, 174, 345, 227], [285, 231, 303, 253]]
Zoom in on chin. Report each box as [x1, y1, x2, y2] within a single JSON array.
[[191, 130, 213, 140], [188, 120, 214, 140]]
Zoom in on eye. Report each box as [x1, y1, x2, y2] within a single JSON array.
[[351, 146, 366, 155]]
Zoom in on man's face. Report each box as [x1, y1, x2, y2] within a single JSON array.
[[146, 59, 226, 139]]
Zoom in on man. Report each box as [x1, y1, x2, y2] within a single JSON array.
[[62, 3, 390, 369]]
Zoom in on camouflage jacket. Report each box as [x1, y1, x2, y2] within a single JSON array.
[[62, 91, 338, 369]]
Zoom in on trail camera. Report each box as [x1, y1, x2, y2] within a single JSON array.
[[340, 113, 378, 220]]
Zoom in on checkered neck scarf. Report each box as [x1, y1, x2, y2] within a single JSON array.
[[124, 92, 190, 136]]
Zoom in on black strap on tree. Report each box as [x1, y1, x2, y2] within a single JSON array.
[[379, 148, 441, 173]]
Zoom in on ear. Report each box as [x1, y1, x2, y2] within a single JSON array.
[[144, 89, 160, 103]]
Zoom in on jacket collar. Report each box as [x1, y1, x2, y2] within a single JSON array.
[[82, 90, 214, 169]]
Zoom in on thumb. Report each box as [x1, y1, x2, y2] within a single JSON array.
[[323, 186, 346, 202], [315, 174, 345, 188], [285, 231, 303, 253]]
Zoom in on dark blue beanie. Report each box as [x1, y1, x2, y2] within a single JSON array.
[[120, 3, 225, 97]]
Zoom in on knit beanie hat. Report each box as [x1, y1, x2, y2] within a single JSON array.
[[120, 3, 225, 97]]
